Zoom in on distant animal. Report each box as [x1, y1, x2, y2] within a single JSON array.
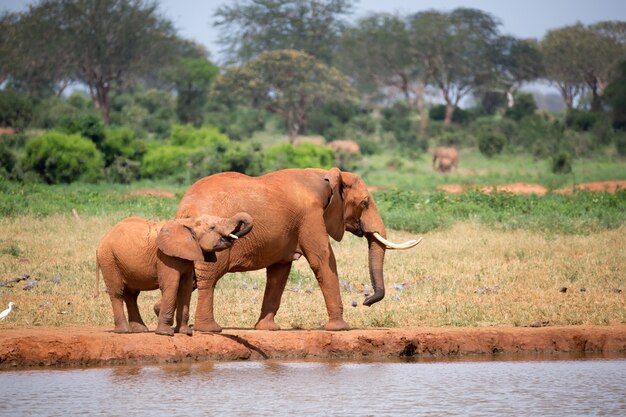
[[0, 302, 14, 320], [432, 146, 459, 173], [327, 139, 361, 154], [96, 213, 252, 336]]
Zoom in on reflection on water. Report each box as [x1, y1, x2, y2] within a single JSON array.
[[1, 356, 625, 416]]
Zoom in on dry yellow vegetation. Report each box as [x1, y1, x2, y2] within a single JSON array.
[[0, 215, 624, 330]]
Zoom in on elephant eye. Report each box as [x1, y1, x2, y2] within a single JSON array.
[[361, 199, 369, 209]]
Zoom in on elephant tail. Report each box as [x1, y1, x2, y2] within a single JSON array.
[[94, 251, 100, 298]]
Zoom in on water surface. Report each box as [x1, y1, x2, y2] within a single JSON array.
[[1, 357, 625, 416]]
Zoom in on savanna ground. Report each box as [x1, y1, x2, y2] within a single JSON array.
[[1, 149, 625, 365]]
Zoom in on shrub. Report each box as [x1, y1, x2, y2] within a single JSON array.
[[188, 141, 266, 181], [168, 124, 230, 148], [0, 90, 33, 130], [57, 114, 106, 149], [23, 131, 104, 184], [504, 92, 537, 121], [105, 157, 141, 184], [429, 104, 472, 124], [478, 131, 505, 157], [140, 145, 195, 179], [565, 109, 604, 132], [101, 127, 145, 166], [205, 103, 266, 141], [551, 152, 573, 174], [615, 132, 626, 157], [265, 143, 334, 171]]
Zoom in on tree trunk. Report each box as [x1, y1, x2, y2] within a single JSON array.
[[444, 103, 455, 125]]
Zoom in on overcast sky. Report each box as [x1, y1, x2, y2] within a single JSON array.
[[4, 0, 626, 61]]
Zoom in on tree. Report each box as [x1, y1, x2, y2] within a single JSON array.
[[214, 0, 354, 64], [166, 57, 219, 126], [338, 13, 429, 133], [16, 0, 178, 125], [408, 8, 503, 125], [213, 49, 356, 141], [541, 23, 624, 111], [605, 61, 626, 129]]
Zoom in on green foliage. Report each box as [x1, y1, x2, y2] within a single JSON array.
[[166, 57, 219, 126], [551, 152, 573, 174], [565, 109, 604, 132], [478, 131, 505, 157], [265, 143, 334, 170], [0, 90, 33, 130], [381, 101, 423, 150], [205, 103, 266, 141], [101, 127, 145, 166], [57, 113, 105, 149], [305, 101, 367, 140], [615, 132, 626, 157], [140, 145, 195, 180], [168, 124, 230, 148], [604, 60, 626, 130], [212, 49, 356, 138], [504, 92, 537, 121], [187, 141, 266, 181], [429, 104, 471, 124], [110, 89, 176, 138], [23, 131, 104, 184], [105, 157, 141, 184]]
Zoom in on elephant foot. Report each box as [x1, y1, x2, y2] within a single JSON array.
[[255, 318, 281, 331], [113, 326, 131, 334], [324, 319, 350, 331], [175, 325, 193, 336], [193, 321, 222, 333], [129, 322, 149, 333], [155, 324, 175, 336]]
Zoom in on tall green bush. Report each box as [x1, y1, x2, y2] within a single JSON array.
[[478, 131, 505, 157], [265, 143, 334, 171], [0, 90, 33, 131], [23, 132, 104, 184]]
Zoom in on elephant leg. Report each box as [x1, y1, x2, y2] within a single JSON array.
[[193, 261, 225, 333], [255, 262, 291, 331], [174, 270, 194, 336], [124, 290, 149, 333], [108, 292, 131, 333], [155, 267, 181, 336], [302, 241, 350, 331]]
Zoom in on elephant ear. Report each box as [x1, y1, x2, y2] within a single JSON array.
[[323, 167, 345, 242], [156, 220, 204, 262]]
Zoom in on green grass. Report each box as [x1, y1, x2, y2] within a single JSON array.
[[376, 189, 626, 234]]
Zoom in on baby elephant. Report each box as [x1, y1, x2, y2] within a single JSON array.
[[96, 213, 253, 336]]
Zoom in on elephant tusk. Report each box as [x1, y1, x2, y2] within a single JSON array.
[[372, 232, 422, 250], [228, 234, 239, 240]]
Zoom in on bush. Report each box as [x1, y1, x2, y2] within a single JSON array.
[[0, 90, 33, 130], [615, 132, 626, 157], [169, 124, 230, 148], [188, 141, 266, 181], [23, 131, 104, 184], [265, 143, 334, 171], [478, 131, 506, 157], [429, 104, 472, 124], [305, 101, 363, 140], [105, 157, 141, 184], [101, 127, 145, 166], [565, 109, 604, 132], [551, 152, 573, 174], [57, 114, 106, 149], [140, 145, 195, 179], [504, 92, 537, 121]]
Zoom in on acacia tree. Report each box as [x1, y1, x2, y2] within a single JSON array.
[[213, 49, 355, 141], [409, 8, 503, 125], [17, 0, 178, 124], [214, 0, 354, 64], [338, 13, 429, 133], [541, 23, 625, 111]]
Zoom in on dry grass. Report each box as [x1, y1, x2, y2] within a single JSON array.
[[1, 215, 624, 330]]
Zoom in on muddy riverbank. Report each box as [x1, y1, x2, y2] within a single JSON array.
[[1, 325, 625, 368]]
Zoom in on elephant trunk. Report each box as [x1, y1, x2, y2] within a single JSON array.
[[231, 212, 253, 238], [363, 234, 386, 306]]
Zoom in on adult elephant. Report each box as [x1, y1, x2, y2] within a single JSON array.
[[432, 146, 459, 173], [176, 168, 421, 332]]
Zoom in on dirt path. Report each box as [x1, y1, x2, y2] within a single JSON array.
[[1, 325, 625, 368]]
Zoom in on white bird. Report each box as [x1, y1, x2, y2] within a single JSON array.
[[0, 302, 14, 320]]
